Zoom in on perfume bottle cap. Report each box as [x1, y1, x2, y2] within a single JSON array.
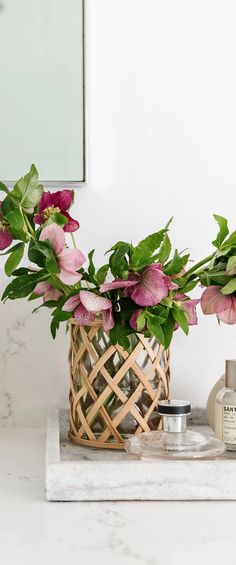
[[225, 359, 236, 389], [157, 400, 191, 416]]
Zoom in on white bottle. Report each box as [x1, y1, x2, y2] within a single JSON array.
[[215, 360, 236, 451]]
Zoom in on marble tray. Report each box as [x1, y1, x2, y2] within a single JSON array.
[[45, 409, 236, 501]]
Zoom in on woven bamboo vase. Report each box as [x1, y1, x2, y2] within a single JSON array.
[[68, 319, 170, 449]]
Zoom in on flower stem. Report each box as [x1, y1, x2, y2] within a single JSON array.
[[19, 206, 36, 241], [184, 253, 215, 277], [71, 233, 77, 248], [24, 213, 36, 239]]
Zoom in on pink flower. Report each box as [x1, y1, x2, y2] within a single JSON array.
[[100, 264, 177, 307], [63, 290, 114, 331], [174, 293, 200, 328], [201, 285, 236, 324], [34, 282, 62, 303], [34, 190, 79, 232], [40, 223, 85, 285], [0, 202, 13, 250]]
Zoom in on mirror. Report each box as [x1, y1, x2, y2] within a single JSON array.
[[0, 0, 85, 184]]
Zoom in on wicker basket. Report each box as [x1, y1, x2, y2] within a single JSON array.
[[68, 319, 170, 449]]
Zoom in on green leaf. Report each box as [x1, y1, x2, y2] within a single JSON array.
[[164, 250, 189, 276], [29, 240, 59, 274], [177, 278, 199, 293], [2, 270, 49, 301], [0, 181, 9, 194], [136, 230, 166, 255], [172, 303, 189, 335], [147, 305, 168, 324], [32, 300, 59, 312], [105, 241, 129, 254], [0, 242, 25, 256], [199, 271, 212, 287], [158, 233, 171, 264], [10, 164, 43, 208], [5, 209, 24, 232], [146, 316, 165, 346], [96, 264, 110, 285], [28, 240, 45, 267], [131, 229, 166, 270], [4, 243, 25, 276], [212, 215, 229, 248], [201, 270, 229, 286], [1, 195, 15, 216], [226, 256, 236, 276], [221, 231, 236, 251], [209, 272, 230, 284], [109, 317, 133, 350], [44, 212, 68, 228], [50, 318, 60, 339], [109, 244, 130, 278], [88, 249, 96, 278], [48, 307, 71, 338], [118, 297, 137, 323], [221, 278, 236, 295], [1, 204, 27, 242], [162, 311, 175, 349], [136, 310, 146, 331], [52, 309, 71, 322], [12, 267, 36, 276]]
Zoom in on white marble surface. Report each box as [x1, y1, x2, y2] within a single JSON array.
[[0, 272, 69, 428], [45, 410, 236, 501], [1, 425, 236, 565]]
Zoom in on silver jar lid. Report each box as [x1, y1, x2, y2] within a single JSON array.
[[157, 400, 191, 416]]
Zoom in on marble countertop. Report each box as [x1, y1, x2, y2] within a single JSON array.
[[46, 411, 236, 501], [1, 426, 236, 565]]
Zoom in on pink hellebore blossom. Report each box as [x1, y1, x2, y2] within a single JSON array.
[[34, 190, 79, 232], [34, 282, 62, 303], [63, 290, 114, 331], [174, 293, 200, 328], [201, 285, 236, 325], [40, 223, 85, 285], [0, 202, 13, 250], [100, 264, 177, 307]]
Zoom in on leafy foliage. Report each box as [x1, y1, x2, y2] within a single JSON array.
[[3, 165, 231, 349], [2, 270, 49, 301]]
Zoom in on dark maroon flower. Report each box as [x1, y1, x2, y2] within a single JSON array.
[[33, 190, 79, 233], [0, 202, 13, 250]]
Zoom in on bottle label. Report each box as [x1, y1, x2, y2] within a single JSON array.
[[223, 405, 236, 444]]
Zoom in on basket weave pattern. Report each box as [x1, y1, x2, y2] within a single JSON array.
[[68, 320, 170, 449]]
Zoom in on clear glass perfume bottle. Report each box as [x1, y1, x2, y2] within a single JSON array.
[[125, 400, 225, 460], [215, 360, 236, 451]]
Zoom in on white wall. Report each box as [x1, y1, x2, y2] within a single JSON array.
[[1, 0, 236, 425]]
